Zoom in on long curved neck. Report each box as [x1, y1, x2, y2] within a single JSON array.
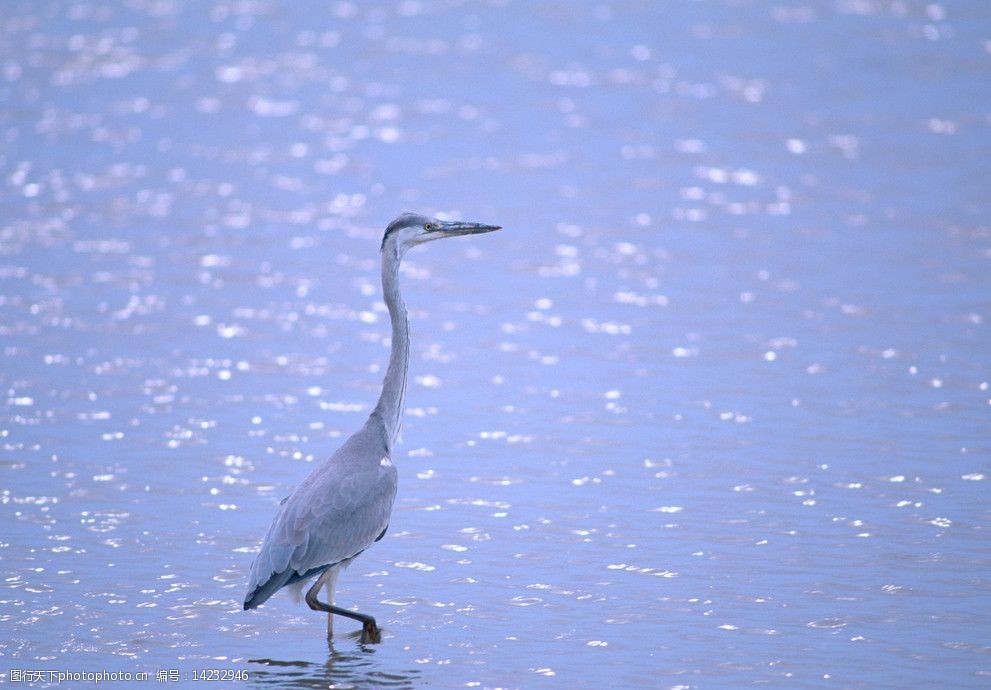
[[370, 241, 409, 450]]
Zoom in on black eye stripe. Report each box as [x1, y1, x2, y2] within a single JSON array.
[[381, 213, 432, 250]]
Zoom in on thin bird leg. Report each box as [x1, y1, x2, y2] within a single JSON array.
[[304, 569, 381, 644]]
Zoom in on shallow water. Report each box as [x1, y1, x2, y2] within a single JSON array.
[[2, 1, 990, 688]]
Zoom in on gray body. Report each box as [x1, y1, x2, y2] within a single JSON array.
[[242, 416, 396, 610], [243, 213, 500, 642]]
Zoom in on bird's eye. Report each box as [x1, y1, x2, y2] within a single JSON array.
[[424, 223, 434, 231]]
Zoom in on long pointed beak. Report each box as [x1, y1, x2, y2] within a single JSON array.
[[436, 220, 502, 236]]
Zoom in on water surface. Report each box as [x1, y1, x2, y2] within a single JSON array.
[[2, 1, 990, 688]]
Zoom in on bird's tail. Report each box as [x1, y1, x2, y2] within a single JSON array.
[[243, 564, 330, 610], [243, 568, 294, 610]]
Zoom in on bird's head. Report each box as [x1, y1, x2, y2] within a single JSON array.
[[382, 212, 501, 255]]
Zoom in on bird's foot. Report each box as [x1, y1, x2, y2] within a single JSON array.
[[360, 620, 381, 644]]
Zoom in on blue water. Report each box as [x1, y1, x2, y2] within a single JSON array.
[[2, 1, 990, 688]]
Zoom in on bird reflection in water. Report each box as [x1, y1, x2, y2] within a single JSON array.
[[247, 647, 421, 689]]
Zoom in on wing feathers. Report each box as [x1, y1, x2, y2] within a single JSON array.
[[243, 424, 398, 609]]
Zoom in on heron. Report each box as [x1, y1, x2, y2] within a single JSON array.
[[243, 212, 501, 643]]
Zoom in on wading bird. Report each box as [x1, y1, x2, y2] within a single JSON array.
[[243, 213, 501, 643]]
